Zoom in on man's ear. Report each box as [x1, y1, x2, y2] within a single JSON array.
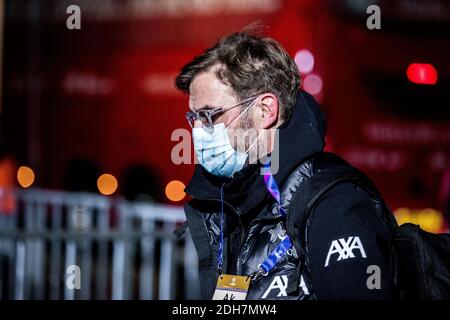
[[258, 93, 279, 129]]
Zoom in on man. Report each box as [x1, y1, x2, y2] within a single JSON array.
[[174, 30, 397, 300]]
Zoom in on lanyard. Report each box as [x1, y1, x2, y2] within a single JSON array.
[[216, 160, 293, 280]]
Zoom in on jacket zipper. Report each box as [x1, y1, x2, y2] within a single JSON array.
[[191, 196, 282, 276], [237, 222, 246, 275], [192, 196, 243, 274]]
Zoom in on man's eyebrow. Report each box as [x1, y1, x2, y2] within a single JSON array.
[[197, 104, 217, 111]]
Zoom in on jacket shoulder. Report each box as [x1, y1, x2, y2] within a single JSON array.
[[278, 152, 368, 213], [280, 152, 396, 255]]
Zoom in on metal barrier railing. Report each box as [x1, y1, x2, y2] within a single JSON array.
[[0, 188, 199, 300]]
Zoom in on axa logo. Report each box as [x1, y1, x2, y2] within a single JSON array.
[[261, 274, 310, 299], [324, 236, 367, 267], [261, 275, 288, 299]]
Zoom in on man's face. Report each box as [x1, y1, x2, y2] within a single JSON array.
[[188, 67, 257, 151]]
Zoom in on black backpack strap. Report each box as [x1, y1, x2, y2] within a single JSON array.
[[285, 170, 365, 272], [279, 152, 393, 274]]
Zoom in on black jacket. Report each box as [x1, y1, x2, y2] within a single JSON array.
[[183, 90, 397, 300]]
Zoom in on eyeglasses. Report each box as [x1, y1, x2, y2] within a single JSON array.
[[186, 96, 258, 132]]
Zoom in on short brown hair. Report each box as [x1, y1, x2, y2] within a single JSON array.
[[175, 28, 300, 121]]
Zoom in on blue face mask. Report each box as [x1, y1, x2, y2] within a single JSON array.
[[192, 99, 261, 177]]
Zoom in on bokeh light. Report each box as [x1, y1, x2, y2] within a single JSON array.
[[406, 63, 438, 85], [17, 166, 35, 188], [294, 49, 315, 74], [97, 173, 118, 195], [303, 74, 323, 95], [165, 180, 186, 202]]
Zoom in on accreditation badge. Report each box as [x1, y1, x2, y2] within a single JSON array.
[[212, 274, 250, 300]]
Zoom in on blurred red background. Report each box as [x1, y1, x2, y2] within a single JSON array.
[[2, 0, 450, 232]]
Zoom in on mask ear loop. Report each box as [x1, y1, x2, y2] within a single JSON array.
[[226, 97, 264, 158], [226, 97, 258, 129], [217, 128, 264, 166], [244, 129, 264, 153], [220, 96, 263, 163]]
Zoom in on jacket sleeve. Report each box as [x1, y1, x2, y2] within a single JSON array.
[[306, 182, 396, 299]]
